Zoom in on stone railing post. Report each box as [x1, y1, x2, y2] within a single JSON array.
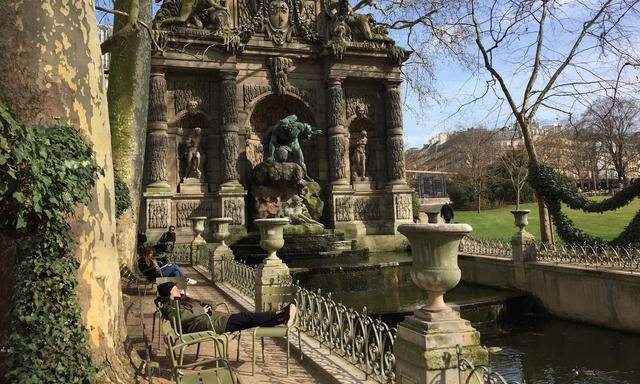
[[384, 80, 406, 186], [254, 218, 293, 311], [326, 77, 350, 187], [208, 217, 233, 281], [145, 68, 171, 192], [395, 224, 488, 384], [220, 70, 241, 188], [511, 209, 535, 289]]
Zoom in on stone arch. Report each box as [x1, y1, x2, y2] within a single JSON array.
[[246, 93, 320, 180]]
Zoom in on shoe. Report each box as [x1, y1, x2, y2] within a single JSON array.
[[186, 278, 198, 286], [287, 304, 297, 327]]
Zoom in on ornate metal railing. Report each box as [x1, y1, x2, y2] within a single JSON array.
[[459, 236, 513, 259], [192, 244, 211, 271], [456, 346, 521, 384], [220, 257, 256, 298], [169, 243, 193, 264], [292, 284, 397, 384], [537, 242, 640, 271]]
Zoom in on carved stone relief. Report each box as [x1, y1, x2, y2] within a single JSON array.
[[243, 84, 272, 107], [245, 130, 264, 169], [170, 79, 215, 116], [346, 88, 380, 122], [223, 198, 244, 225], [176, 200, 214, 227], [263, 0, 293, 45], [387, 136, 405, 182], [222, 132, 240, 182], [334, 196, 354, 222], [353, 196, 381, 220], [147, 133, 169, 184], [329, 135, 348, 181], [395, 194, 412, 220], [148, 200, 169, 229], [267, 57, 294, 95]]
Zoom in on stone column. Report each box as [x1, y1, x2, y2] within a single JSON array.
[[326, 77, 350, 187], [145, 68, 170, 191], [384, 80, 407, 186], [220, 70, 241, 189]]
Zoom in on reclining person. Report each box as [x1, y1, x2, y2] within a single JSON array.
[[138, 249, 197, 285], [156, 282, 296, 334]]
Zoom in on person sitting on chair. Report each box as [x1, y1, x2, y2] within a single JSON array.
[[138, 249, 197, 285], [156, 281, 296, 334], [155, 225, 177, 254]]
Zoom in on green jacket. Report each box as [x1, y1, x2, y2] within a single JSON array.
[[160, 298, 230, 334]]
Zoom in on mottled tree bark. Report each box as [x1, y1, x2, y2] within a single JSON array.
[[108, 0, 152, 266], [0, 1, 133, 382]]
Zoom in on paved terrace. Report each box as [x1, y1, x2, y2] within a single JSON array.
[[124, 267, 370, 384]]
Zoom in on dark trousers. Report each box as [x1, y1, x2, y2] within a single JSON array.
[[224, 312, 281, 333]]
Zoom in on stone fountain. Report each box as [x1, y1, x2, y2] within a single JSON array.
[[395, 223, 488, 384]]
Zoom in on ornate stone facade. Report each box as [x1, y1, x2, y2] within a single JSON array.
[[142, 0, 411, 237]]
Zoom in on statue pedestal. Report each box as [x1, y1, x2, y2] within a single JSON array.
[[352, 178, 375, 191], [179, 178, 208, 194], [395, 310, 488, 384]]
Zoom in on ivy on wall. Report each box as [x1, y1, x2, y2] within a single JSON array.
[[0, 101, 102, 382], [528, 164, 640, 245], [114, 173, 132, 219]]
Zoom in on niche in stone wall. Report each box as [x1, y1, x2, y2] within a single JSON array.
[[247, 93, 320, 180], [167, 77, 221, 189]]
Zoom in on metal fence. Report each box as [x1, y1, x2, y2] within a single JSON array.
[[292, 284, 397, 383], [456, 346, 521, 384], [220, 256, 256, 299], [537, 242, 640, 271], [459, 236, 513, 259]]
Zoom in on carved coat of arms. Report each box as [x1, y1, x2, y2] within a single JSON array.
[[263, 0, 293, 45]]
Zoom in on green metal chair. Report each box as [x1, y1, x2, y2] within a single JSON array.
[[251, 309, 301, 376], [152, 276, 188, 348], [161, 320, 242, 384], [172, 300, 232, 361]]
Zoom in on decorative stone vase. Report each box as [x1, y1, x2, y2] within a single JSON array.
[[189, 216, 207, 244], [398, 223, 472, 314], [425, 211, 439, 224], [209, 217, 232, 247], [511, 209, 530, 232], [254, 218, 290, 262]]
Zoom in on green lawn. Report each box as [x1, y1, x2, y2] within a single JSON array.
[[455, 197, 640, 242]]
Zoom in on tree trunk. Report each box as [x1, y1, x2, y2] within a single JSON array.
[[109, 0, 152, 266], [518, 118, 553, 244], [0, 2, 133, 382]]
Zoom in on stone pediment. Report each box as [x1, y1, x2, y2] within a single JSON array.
[[152, 0, 410, 64]]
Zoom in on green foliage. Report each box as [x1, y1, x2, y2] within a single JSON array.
[[447, 177, 477, 210], [114, 173, 132, 219], [327, 39, 347, 60], [411, 192, 421, 219], [0, 100, 103, 383], [529, 164, 640, 245]]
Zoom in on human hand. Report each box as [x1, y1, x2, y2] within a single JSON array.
[[203, 305, 212, 314]]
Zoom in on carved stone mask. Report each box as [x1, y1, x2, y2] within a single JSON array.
[[187, 99, 200, 116], [269, 0, 290, 29], [355, 103, 366, 118]]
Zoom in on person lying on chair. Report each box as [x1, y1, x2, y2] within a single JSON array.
[[138, 249, 198, 285], [156, 282, 297, 334]]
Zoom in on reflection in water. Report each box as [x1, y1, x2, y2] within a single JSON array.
[[481, 316, 640, 384]]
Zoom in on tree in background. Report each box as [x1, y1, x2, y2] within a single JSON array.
[[498, 147, 529, 210], [448, 128, 498, 212], [579, 97, 640, 186]]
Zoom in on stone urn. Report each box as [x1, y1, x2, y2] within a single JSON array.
[[511, 209, 530, 232], [398, 223, 472, 314], [254, 218, 290, 263], [209, 217, 232, 247], [189, 216, 207, 244], [425, 211, 439, 224]]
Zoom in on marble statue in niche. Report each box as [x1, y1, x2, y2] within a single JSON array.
[[182, 127, 203, 180], [351, 129, 367, 180]]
